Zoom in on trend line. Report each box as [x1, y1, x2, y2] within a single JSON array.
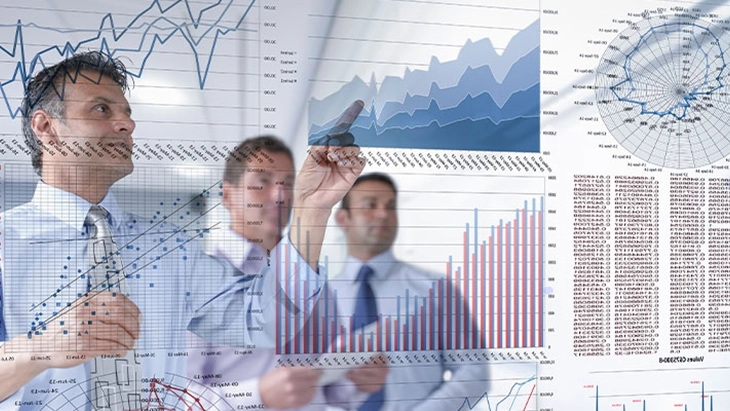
[[0, 0, 257, 119], [459, 375, 537, 411], [522, 384, 536, 411]]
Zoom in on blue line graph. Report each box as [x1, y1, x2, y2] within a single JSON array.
[[459, 374, 536, 411], [0, 0, 257, 119]]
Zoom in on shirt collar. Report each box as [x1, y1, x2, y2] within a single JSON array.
[[344, 249, 397, 283], [210, 226, 268, 272], [31, 181, 125, 233]]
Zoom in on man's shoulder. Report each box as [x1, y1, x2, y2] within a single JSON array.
[[2, 200, 38, 217], [389, 258, 441, 280], [1, 201, 48, 234]]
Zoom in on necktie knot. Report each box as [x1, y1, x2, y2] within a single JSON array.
[[85, 205, 112, 239], [356, 264, 374, 283]]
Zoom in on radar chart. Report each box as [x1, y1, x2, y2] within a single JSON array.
[[39, 373, 233, 410], [595, 14, 730, 169]]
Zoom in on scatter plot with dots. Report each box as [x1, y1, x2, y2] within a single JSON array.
[[1, 164, 232, 353]]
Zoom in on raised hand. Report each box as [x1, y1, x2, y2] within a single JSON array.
[[289, 136, 366, 270], [295, 144, 366, 212]]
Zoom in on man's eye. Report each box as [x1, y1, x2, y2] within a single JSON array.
[[94, 105, 108, 113]]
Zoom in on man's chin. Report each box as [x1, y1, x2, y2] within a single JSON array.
[[112, 161, 134, 181], [264, 215, 290, 230]]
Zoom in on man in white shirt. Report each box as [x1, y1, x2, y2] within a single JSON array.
[[0, 51, 365, 409], [187, 136, 388, 409], [331, 173, 489, 411]]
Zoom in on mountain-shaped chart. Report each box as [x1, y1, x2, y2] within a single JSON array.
[[308, 19, 540, 153]]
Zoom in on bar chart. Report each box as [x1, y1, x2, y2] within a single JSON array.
[[277, 191, 545, 355], [585, 368, 730, 411]]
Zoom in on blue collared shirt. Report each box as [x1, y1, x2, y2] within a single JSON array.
[[0, 182, 321, 410], [328, 250, 489, 411]]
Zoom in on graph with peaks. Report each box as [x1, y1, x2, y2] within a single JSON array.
[[307, 2, 540, 152], [0, 0, 257, 119], [589, 381, 726, 411], [585, 367, 730, 411], [457, 361, 537, 411]]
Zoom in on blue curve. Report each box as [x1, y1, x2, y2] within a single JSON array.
[[459, 374, 537, 411]]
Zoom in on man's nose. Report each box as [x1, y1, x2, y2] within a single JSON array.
[[373, 206, 391, 219], [114, 115, 136, 135], [271, 184, 290, 204]]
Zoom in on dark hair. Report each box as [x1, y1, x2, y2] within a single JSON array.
[[21, 51, 131, 175], [223, 135, 294, 185], [340, 172, 398, 210]]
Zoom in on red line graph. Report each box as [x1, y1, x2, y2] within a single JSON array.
[[146, 379, 206, 411]]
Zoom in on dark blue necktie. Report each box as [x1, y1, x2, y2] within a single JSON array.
[[354, 265, 378, 329], [354, 265, 384, 410]]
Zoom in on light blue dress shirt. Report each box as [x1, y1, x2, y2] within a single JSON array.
[[329, 250, 490, 411], [186, 227, 365, 410], [0, 182, 321, 410]]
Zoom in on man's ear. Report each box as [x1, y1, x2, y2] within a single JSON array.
[[30, 110, 60, 146], [221, 181, 232, 211], [334, 207, 349, 229]]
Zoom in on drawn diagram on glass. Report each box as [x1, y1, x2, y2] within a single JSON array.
[[595, 13, 730, 169], [39, 373, 234, 410]]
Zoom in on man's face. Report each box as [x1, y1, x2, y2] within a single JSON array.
[[336, 180, 398, 259], [223, 150, 295, 250], [41, 71, 135, 181]]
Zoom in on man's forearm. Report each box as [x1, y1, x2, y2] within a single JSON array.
[[0, 341, 44, 403]]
